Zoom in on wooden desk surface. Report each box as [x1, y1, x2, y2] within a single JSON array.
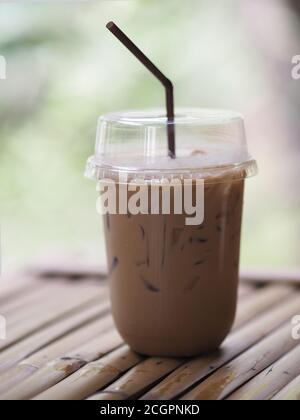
[[0, 263, 300, 400]]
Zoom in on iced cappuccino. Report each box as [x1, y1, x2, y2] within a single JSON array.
[[86, 109, 257, 357]]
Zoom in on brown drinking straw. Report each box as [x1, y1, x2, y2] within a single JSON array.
[[106, 21, 176, 159]]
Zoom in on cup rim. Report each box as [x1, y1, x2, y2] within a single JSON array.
[[85, 157, 258, 183], [100, 108, 244, 127]]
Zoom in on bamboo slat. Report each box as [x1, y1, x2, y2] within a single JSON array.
[[142, 294, 300, 400], [26, 256, 107, 280], [241, 268, 300, 285], [1, 264, 300, 401], [227, 344, 300, 400], [0, 314, 114, 396], [21, 315, 113, 368], [0, 284, 107, 351], [89, 357, 184, 400], [5, 282, 106, 326], [0, 276, 42, 304], [181, 322, 297, 400], [238, 284, 254, 299], [0, 300, 109, 374], [1, 282, 67, 316], [33, 346, 143, 400], [272, 375, 300, 400], [233, 285, 293, 330], [1, 329, 123, 400]]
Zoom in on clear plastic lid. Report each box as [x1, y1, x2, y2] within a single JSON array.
[[85, 108, 257, 180]]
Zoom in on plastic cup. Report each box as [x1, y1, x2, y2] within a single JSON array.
[[85, 108, 257, 357]]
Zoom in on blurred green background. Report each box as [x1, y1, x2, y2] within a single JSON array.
[[0, 0, 299, 272]]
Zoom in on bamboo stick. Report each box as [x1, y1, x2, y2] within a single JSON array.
[[1, 282, 66, 316], [237, 283, 255, 299], [26, 257, 107, 280], [0, 275, 32, 296], [142, 294, 300, 400], [1, 265, 298, 401], [241, 268, 300, 285], [0, 314, 114, 395], [227, 344, 300, 400], [33, 346, 143, 400], [0, 284, 107, 352], [6, 282, 106, 326], [0, 299, 108, 374], [181, 322, 298, 400], [233, 285, 293, 330], [22, 315, 114, 368], [88, 357, 184, 400], [0, 276, 42, 305], [4, 282, 85, 325], [1, 329, 123, 400], [272, 374, 300, 400]]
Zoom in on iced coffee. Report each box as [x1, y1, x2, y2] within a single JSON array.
[[86, 109, 257, 357]]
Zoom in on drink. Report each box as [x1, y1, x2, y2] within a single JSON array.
[[103, 174, 244, 357], [86, 109, 257, 357]]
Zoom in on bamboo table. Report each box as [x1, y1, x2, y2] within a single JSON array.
[[0, 262, 300, 400]]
